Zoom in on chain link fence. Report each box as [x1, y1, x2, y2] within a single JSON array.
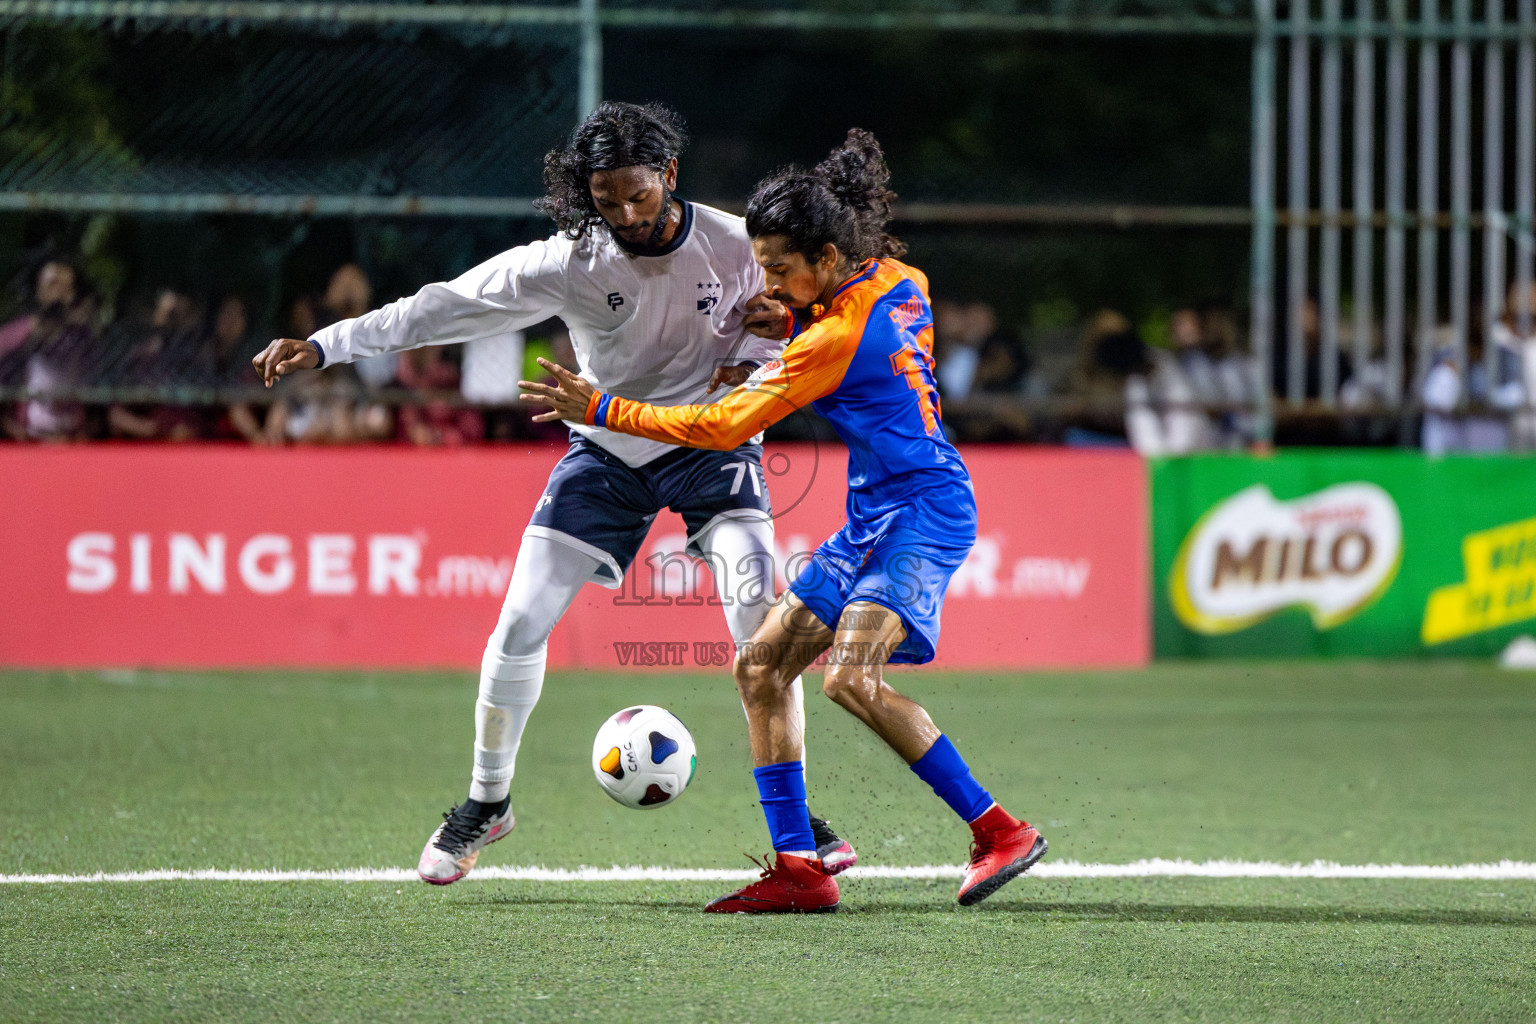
[[4, 1, 1530, 450]]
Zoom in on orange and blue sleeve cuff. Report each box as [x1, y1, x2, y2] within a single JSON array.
[[585, 391, 614, 427]]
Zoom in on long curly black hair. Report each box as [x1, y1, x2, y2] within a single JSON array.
[[744, 129, 906, 266], [536, 101, 690, 239]]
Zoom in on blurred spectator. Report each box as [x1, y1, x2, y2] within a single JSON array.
[[287, 293, 318, 342], [0, 274, 100, 441], [1065, 309, 1147, 447], [0, 260, 79, 362], [1272, 298, 1353, 402], [1339, 328, 1395, 411], [1420, 327, 1462, 457], [969, 304, 1030, 396], [1144, 305, 1258, 451], [107, 288, 205, 441], [935, 300, 1029, 401], [1071, 310, 1141, 405], [193, 295, 258, 384], [1198, 306, 1259, 446], [396, 345, 484, 446], [197, 295, 270, 444], [1066, 305, 1253, 454], [267, 364, 389, 444], [1419, 325, 1510, 455], [265, 295, 390, 444], [1333, 317, 1403, 447], [320, 263, 397, 390], [1491, 280, 1536, 450], [1461, 325, 1510, 452], [932, 299, 1033, 441], [1143, 306, 1219, 453], [933, 300, 980, 400]]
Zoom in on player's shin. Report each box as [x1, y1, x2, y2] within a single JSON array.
[[469, 648, 545, 803], [909, 734, 994, 823], [753, 761, 816, 859], [707, 518, 810, 771], [736, 655, 815, 859]]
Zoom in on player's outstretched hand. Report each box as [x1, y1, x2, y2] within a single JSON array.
[[743, 294, 790, 339], [252, 338, 320, 388], [707, 362, 755, 394], [519, 358, 596, 423]]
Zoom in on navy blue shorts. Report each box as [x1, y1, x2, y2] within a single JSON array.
[[788, 474, 977, 665], [526, 437, 772, 587]]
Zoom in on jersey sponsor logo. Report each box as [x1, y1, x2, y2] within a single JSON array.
[[607, 292, 624, 310], [1169, 483, 1402, 635], [739, 359, 784, 392]]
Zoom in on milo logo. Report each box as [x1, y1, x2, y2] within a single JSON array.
[[1170, 483, 1402, 635]]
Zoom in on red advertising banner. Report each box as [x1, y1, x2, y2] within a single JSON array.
[[0, 444, 1147, 670]]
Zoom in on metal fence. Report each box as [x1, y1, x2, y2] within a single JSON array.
[[0, 1, 1533, 445], [1251, 0, 1536, 441]]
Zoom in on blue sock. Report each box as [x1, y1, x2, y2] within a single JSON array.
[[910, 735, 994, 823], [752, 761, 816, 854]]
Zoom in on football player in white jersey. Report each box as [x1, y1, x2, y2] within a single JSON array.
[[252, 102, 856, 883]]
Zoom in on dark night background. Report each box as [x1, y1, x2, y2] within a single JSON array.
[[0, 23, 1254, 342]]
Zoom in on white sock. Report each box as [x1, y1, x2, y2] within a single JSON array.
[[467, 534, 598, 804], [470, 649, 547, 803]]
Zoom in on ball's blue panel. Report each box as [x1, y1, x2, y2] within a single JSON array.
[[648, 731, 679, 764]]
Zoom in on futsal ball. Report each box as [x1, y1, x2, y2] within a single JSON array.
[[591, 705, 697, 809]]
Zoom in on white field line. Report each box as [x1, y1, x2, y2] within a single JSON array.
[[4, 860, 1536, 885]]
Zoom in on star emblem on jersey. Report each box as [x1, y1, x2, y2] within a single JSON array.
[[696, 280, 721, 313]]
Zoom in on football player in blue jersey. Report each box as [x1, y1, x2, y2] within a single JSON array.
[[523, 130, 1047, 913]]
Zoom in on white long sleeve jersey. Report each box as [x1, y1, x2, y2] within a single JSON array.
[[309, 202, 783, 467]]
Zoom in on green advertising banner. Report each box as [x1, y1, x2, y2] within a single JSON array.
[[1152, 452, 1536, 658]]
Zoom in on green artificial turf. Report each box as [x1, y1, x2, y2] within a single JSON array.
[[1, 662, 1533, 1022]]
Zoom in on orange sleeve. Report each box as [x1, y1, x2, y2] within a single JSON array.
[[585, 317, 858, 450], [899, 260, 931, 303]]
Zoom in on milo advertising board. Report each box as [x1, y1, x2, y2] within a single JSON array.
[[1152, 452, 1536, 657]]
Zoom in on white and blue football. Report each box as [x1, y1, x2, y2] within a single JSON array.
[[591, 705, 697, 810]]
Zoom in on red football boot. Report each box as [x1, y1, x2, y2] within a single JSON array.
[[957, 804, 1048, 906], [704, 853, 840, 914]]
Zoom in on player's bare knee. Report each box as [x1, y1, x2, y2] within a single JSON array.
[[732, 656, 776, 706], [821, 664, 875, 709]]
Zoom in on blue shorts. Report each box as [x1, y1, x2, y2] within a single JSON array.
[[788, 472, 977, 665], [527, 436, 772, 587]]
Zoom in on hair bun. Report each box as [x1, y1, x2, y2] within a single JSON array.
[[746, 128, 905, 262], [814, 129, 894, 217]]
